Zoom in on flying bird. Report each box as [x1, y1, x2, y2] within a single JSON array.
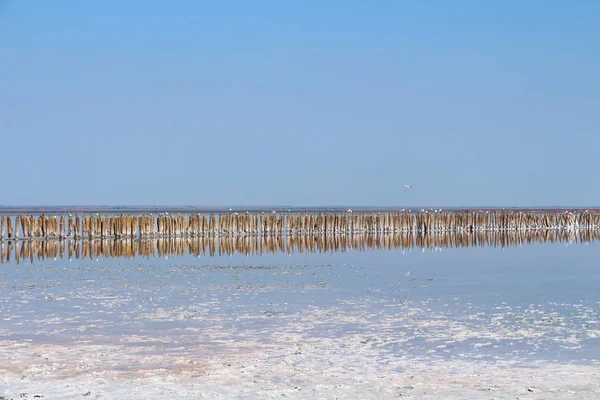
[[405, 184, 412, 190]]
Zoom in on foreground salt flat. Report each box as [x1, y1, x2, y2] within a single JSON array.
[[1, 342, 599, 399], [2, 305, 600, 400], [2, 300, 599, 399], [1, 245, 599, 399]]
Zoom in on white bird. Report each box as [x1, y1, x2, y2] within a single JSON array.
[[347, 209, 353, 213], [405, 184, 412, 190]]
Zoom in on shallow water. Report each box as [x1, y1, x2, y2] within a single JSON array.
[[2, 241, 599, 363], [1, 240, 600, 399]]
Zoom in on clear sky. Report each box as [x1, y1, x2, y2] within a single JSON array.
[[0, 1, 598, 207]]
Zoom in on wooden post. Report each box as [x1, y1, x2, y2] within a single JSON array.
[[7, 216, 13, 239]]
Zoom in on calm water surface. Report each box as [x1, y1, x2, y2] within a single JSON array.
[[1, 242, 599, 365]]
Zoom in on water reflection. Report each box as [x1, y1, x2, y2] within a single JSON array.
[[1, 228, 598, 263]]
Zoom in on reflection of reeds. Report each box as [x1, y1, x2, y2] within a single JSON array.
[[2, 229, 600, 263]]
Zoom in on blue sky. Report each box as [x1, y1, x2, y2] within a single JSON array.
[[0, 1, 598, 207]]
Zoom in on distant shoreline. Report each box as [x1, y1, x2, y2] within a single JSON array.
[[1, 205, 600, 215]]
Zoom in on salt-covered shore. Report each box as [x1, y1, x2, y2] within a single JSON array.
[[1, 339, 598, 399], [2, 300, 599, 399], [2, 250, 600, 399]]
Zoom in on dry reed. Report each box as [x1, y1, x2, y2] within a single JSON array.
[[1, 210, 599, 242]]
